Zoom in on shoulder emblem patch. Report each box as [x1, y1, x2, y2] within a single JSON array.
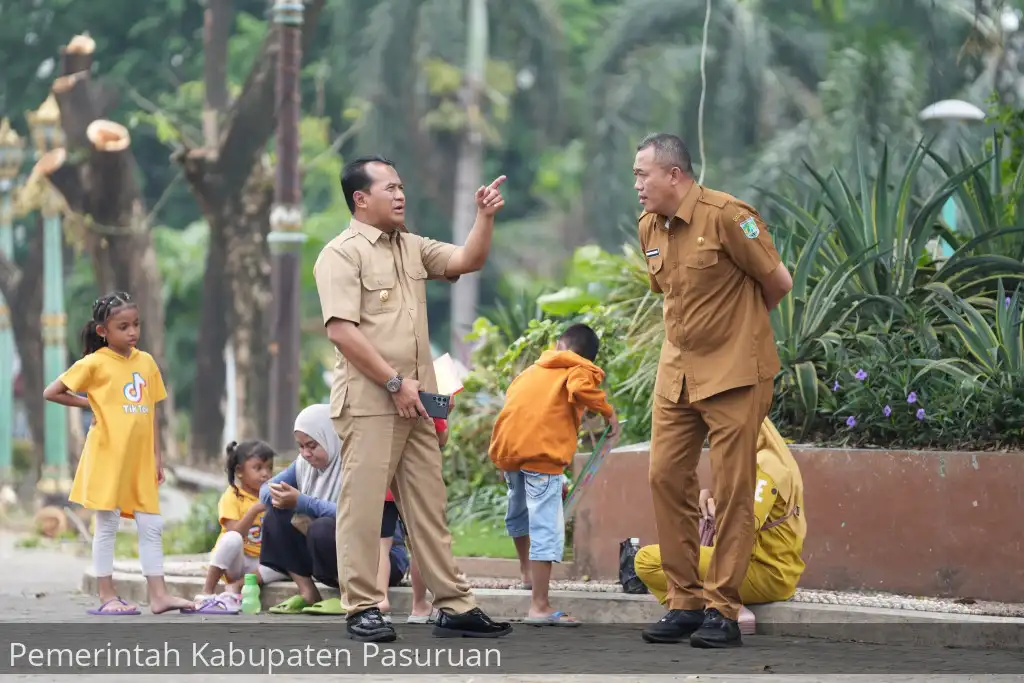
[[645, 248, 660, 258], [739, 217, 760, 239]]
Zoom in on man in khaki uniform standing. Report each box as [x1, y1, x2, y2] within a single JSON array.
[[314, 155, 513, 643], [632, 134, 793, 648]]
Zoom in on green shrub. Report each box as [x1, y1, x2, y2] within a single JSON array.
[[12, 439, 35, 475], [164, 489, 222, 556]]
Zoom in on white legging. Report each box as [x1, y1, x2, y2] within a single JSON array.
[[93, 509, 165, 577]]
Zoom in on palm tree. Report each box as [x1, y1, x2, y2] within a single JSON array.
[[580, 0, 981, 239]]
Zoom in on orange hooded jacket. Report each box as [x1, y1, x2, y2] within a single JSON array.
[[488, 349, 615, 475]]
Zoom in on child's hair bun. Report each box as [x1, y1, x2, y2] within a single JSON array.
[[225, 440, 238, 457]]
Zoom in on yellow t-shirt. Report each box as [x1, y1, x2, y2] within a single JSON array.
[[748, 418, 806, 600], [63, 348, 168, 519], [217, 487, 265, 557]]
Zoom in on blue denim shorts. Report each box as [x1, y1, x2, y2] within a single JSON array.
[[504, 470, 565, 563]]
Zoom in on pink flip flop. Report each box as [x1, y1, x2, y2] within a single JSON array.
[[87, 597, 141, 616]]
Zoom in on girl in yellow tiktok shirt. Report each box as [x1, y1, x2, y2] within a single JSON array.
[[44, 291, 197, 617]]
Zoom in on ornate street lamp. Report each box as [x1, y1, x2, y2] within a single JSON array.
[[25, 95, 65, 157], [0, 117, 25, 497], [26, 94, 69, 492]]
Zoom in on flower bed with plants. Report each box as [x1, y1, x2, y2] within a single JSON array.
[[442, 138, 1024, 516]]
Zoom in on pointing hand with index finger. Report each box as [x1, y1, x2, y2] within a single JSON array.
[[475, 175, 507, 216]]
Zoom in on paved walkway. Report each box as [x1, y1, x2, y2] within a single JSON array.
[[0, 531, 1021, 682]]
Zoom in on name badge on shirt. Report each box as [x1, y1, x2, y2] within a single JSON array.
[[645, 248, 660, 258]]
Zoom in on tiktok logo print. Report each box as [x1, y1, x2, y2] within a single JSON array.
[[122, 372, 150, 414]]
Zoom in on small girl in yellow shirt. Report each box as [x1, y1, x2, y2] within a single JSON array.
[[191, 440, 280, 613], [44, 291, 196, 616]]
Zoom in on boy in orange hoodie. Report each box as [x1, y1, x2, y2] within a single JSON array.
[[489, 323, 619, 626]]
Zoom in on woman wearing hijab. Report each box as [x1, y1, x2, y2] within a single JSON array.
[[259, 404, 409, 615]]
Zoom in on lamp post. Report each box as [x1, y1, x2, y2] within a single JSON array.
[[919, 99, 988, 260], [267, 0, 307, 453], [0, 118, 25, 495], [25, 94, 69, 492]]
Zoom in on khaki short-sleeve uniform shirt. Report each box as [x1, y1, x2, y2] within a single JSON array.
[[638, 183, 782, 404], [313, 220, 458, 417]]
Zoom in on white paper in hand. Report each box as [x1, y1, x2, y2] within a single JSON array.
[[433, 353, 466, 396]]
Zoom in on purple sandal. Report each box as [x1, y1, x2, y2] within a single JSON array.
[[185, 596, 240, 615], [87, 597, 141, 616]]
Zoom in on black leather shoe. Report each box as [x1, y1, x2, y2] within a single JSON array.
[[347, 607, 397, 643], [432, 607, 513, 638], [641, 609, 705, 643], [690, 608, 742, 648]]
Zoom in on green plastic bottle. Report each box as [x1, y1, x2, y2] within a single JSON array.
[[241, 573, 261, 614]]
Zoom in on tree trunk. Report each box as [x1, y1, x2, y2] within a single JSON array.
[[188, 0, 237, 465], [47, 34, 179, 463], [228, 162, 273, 440], [189, 212, 230, 464], [0, 218, 45, 474], [449, 0, 488, 364], [177, 0, 326, 459]]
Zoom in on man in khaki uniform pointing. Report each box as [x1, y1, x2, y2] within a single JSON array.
[[633, 134, 793, 648], [314, 155, 512, 643]]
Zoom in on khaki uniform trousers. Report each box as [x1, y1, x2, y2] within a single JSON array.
[[649, 379, 773, 621], [333, 412, 475, 615]]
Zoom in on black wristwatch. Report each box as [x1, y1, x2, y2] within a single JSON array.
[[385, 374, 403, 393]]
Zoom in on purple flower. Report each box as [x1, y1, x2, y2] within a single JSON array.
[[907, 392, 917, 404], [1007, 296, 1012, 309], [855, 369, 868, 381], [883, 405, 892, 417], [846, 415, 857, 427], [916, 408, 926, 420], [832, 380, 840, 392]]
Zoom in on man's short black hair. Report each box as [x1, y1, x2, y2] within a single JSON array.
[[636, 133, 694, 175], [559, 323, 600, 362], [340, 155, 396, 213]]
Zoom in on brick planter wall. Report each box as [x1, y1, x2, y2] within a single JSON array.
[[570, 444, 1024, 603]]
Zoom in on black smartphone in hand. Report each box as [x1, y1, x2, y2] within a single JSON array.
[[419, 391, 451, 419]]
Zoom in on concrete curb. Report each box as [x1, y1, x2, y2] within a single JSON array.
[[82, 569, 1024, 651]]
